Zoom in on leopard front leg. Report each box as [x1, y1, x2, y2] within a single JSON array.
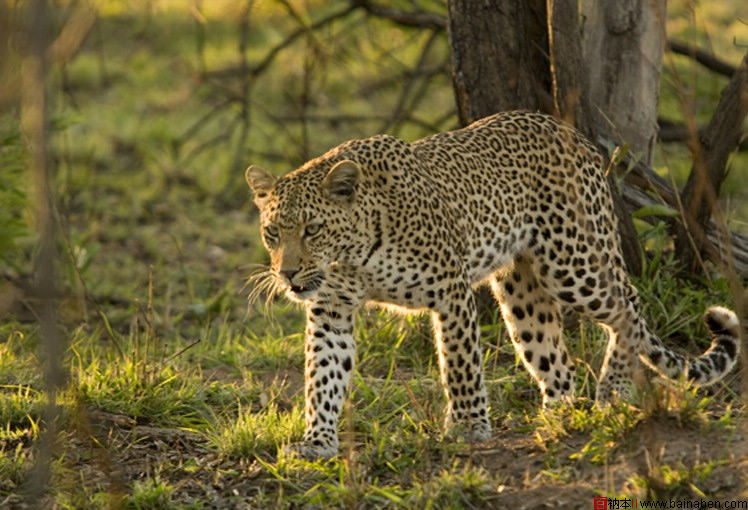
[[431, 284, 491, 441], [286, 301, 356, 459]]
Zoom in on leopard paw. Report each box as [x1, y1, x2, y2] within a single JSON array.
[[444, 419, 492, 442], [283, 439, 338, 460]]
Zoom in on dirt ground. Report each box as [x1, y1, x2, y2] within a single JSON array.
[[4, 405, 745, 509]]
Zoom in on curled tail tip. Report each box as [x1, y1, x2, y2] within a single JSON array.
[[704, 306, 740, 340], [688, 306, 740, 385], [642, 306, 740, 386]]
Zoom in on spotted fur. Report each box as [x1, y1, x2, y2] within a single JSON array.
[[245, 111, 741, 459]]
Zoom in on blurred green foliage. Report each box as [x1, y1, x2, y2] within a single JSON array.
[[0, 0, 744, 301], [0, 123, 29, 267]]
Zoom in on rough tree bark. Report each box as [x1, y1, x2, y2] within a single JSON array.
[[673, 52, 748, 273], [448, 1, 551, 124], [581, 0, 666, 167], [447, 0, 643, 276]]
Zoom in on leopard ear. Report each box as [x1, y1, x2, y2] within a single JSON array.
[[322, 160, 359, 203], [245, 165, 276, 206]]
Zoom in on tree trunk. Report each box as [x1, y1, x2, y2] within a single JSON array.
[[447, 0, 551, 123], [581, 0, 667, 167], [447, 0, 642, 276]]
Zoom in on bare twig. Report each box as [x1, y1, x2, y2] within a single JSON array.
[[179, 120, 239, 166], [357, 62, 448, 96], [160, 338, 202, 369], [147, 265, 156, 378], [657, 117, 748, 151], [175, 97, 234, 151], [353, 0, 447, 30], [58, 214, 126, 357], [298, 40, 314, 161], [277, 0, 325, 55], [269, 112, 448, 134], [667, 39, 738, 78], [201, 4, 358, 80], [191, 0, 207, 74], [251, 99, 307, 162], [379, 30, 441, 133], [391, 56, 452, 136], [657, 117, 698, 143], [229, 1, 254, 176], [47, 3, 97, 65]]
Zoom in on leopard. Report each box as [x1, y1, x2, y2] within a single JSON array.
[[245, 111, 741, 459]]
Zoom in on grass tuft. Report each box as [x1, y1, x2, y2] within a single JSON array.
[[124, 478, 185, 510], [209, 404, 305, 459]]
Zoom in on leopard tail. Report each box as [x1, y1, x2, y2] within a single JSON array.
[[640, 306, 741, 385]]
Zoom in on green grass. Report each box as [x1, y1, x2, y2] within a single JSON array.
[[0, 123, 29, 267], [626, 460, 720, 500], [209, 404, 305, 459], [124, 478, 186, 510]]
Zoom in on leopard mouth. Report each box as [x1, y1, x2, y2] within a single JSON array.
[[288, 275, 322, 295]]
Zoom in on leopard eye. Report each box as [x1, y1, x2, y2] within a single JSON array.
[[263, 225, 279, 247], [304, 223, 322, 237]]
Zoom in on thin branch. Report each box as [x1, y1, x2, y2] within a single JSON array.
[[270, 112, 448, 134], [159, 338, 202, 369], [277, 0, 325, 55], [657, 117, 697, 143], [251, 98, 308, 160], [201, 4, 358, 80], [175, 96, 234, 149], [179, 119, 239, 166], [47, 3, 97, 65], [352, 0, 447, 30], [595, 134, 678, 211], [391, 56, 452, 136], [272, 113, 392, 123], [55, 208, 126, 358], [229, 0, 253, 176], [667, 39, 738, 78], [0, 270, 31, 292], [357, 62, 448, 96], [657, 117, 748, 151], [379, 29, 441, 133]]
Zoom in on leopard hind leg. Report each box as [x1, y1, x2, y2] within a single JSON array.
[[490, 256, 576, 406]]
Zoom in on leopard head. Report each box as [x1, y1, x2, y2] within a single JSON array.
[[245, 159, 361, 301]]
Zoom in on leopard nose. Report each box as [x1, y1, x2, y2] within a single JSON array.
[[280, 269, 299, 282]]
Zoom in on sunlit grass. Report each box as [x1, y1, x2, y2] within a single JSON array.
[[0, 385, 43, 438], [0, 443, 31, 497], [405, 462, 499, 509], [626, 460, 721, 501], [209, 403, 305, 459]]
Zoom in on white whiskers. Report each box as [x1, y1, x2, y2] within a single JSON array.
[[244, 264, 284, 315]]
